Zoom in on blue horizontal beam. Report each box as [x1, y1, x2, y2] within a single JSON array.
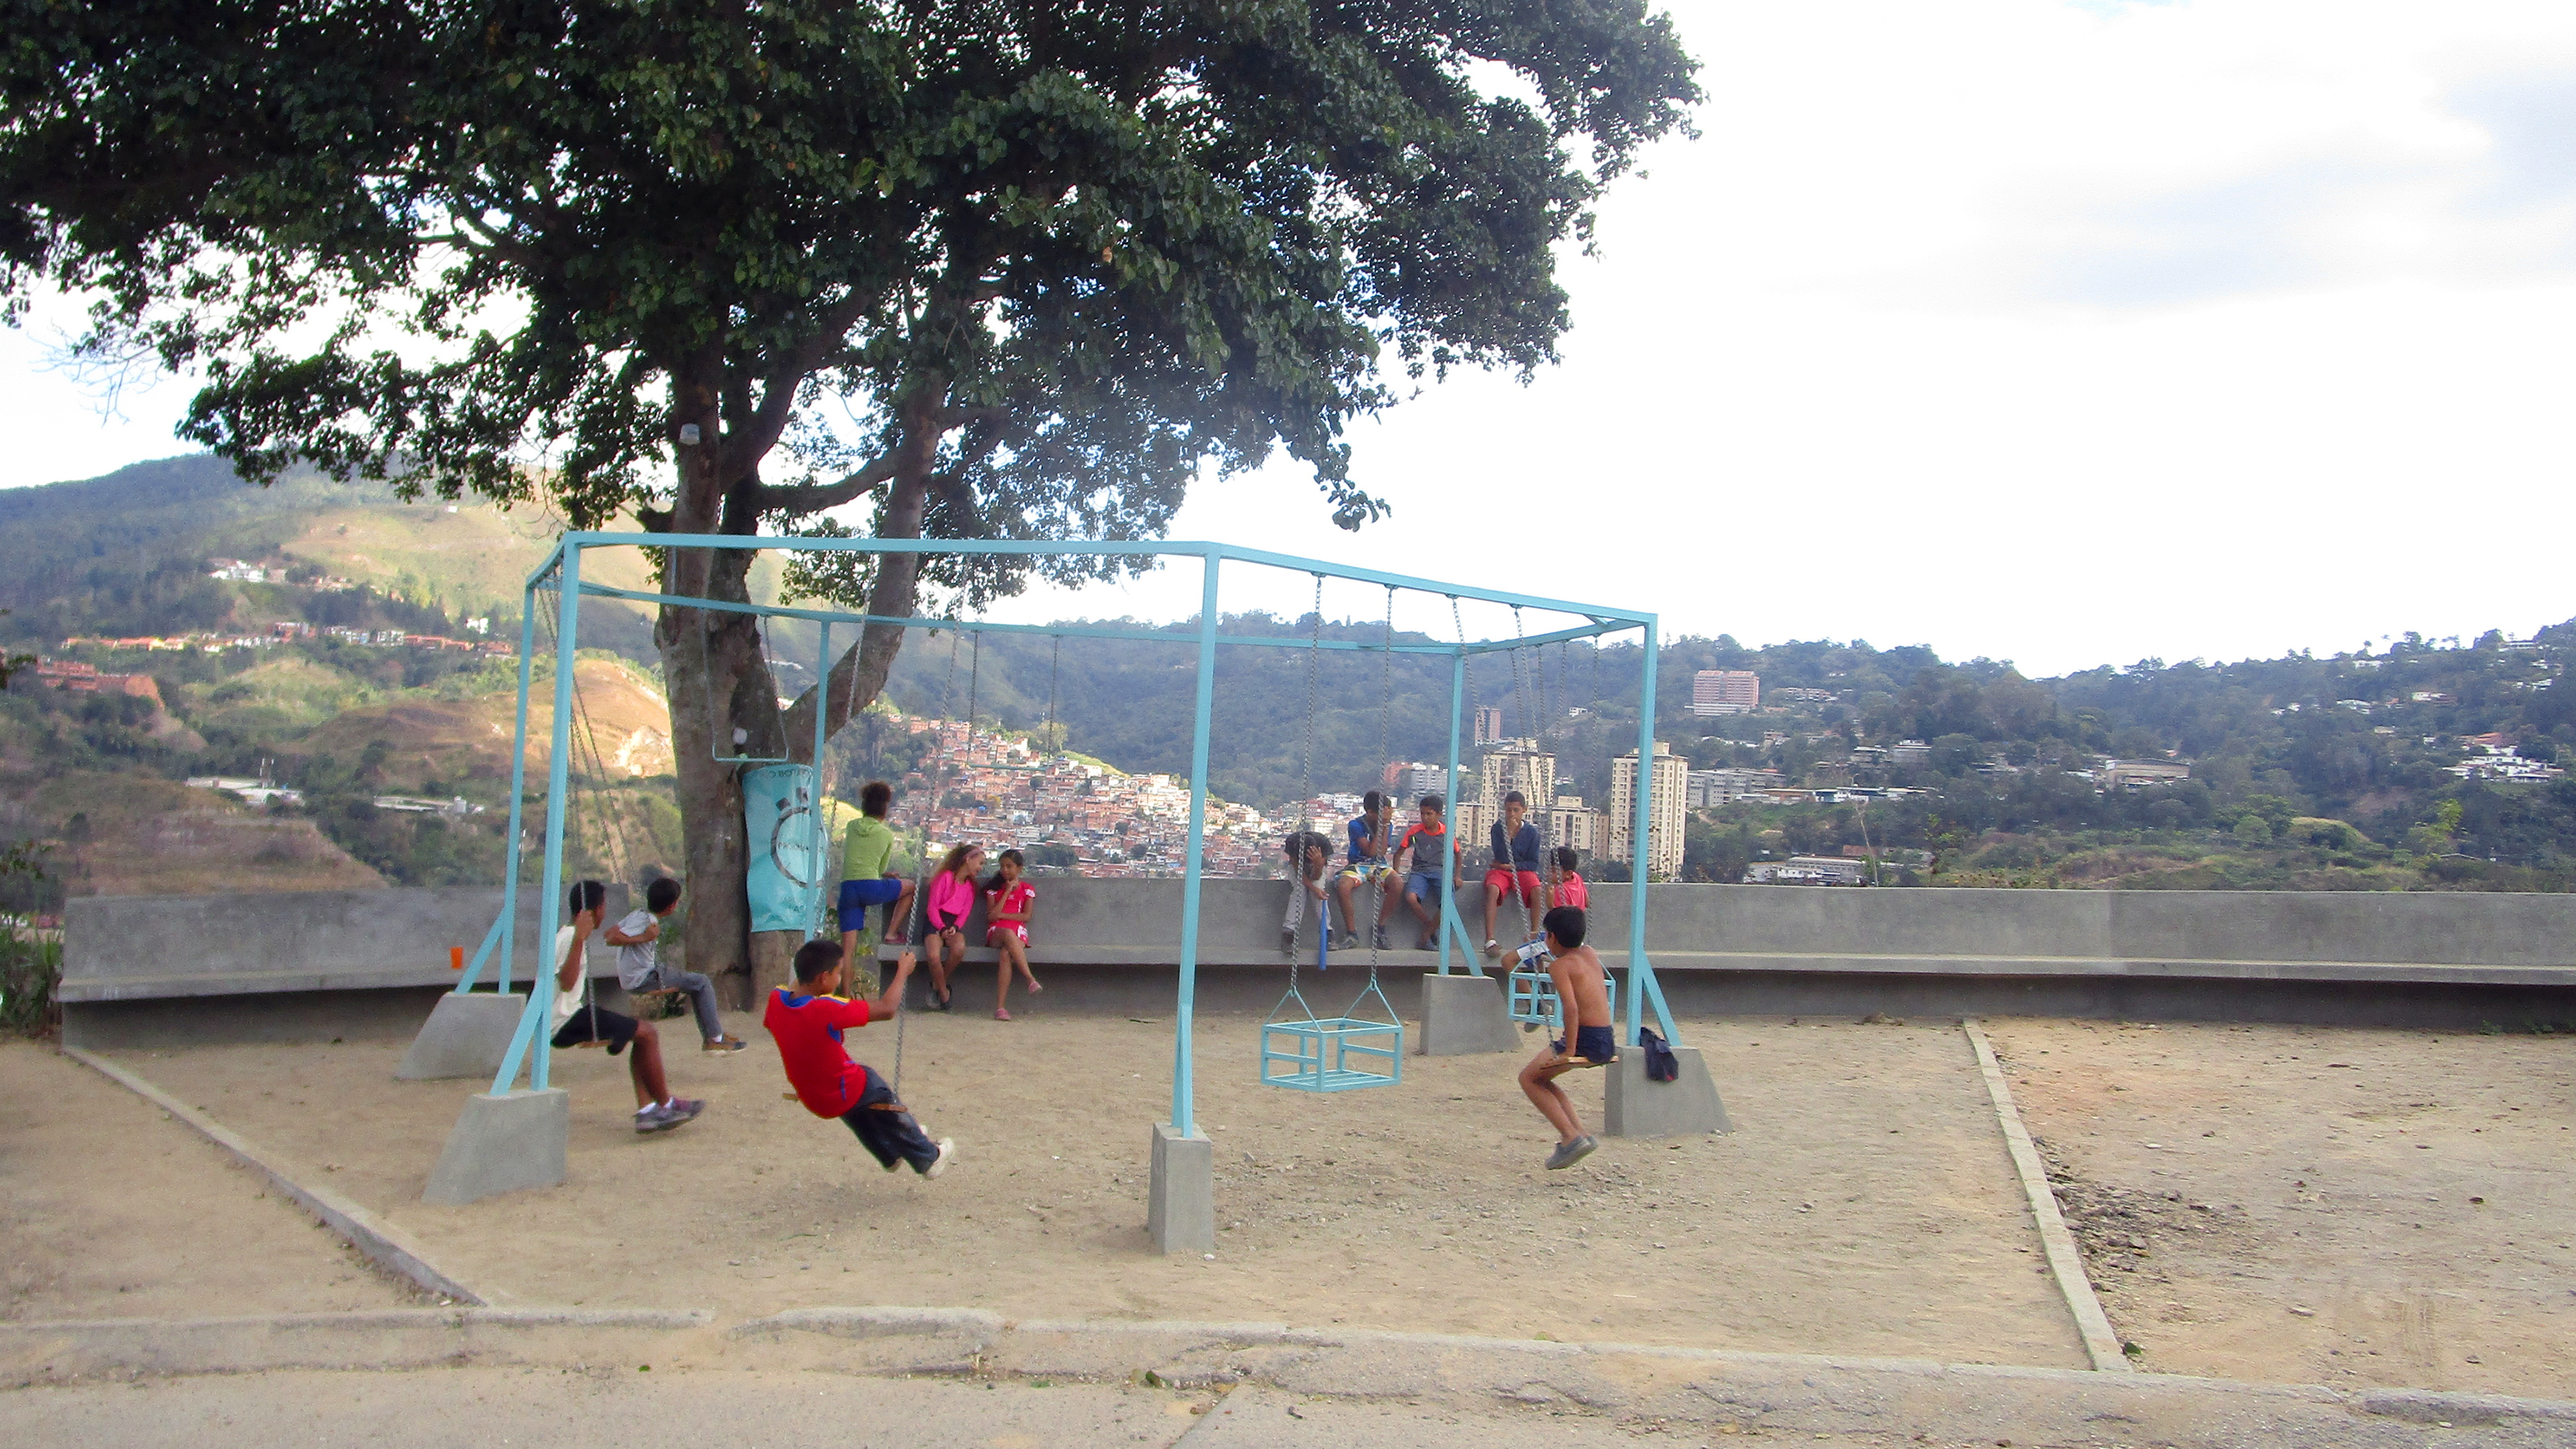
[[574, 581, 1505, 655], [555, 532, 1653, 626]]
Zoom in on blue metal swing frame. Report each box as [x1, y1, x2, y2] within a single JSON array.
[[1506, 959, 1618, 1030], [451, 533, 1679, 1150]]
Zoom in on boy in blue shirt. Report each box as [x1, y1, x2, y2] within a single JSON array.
[[1480, 790, 1544, 958], [1329, 790, 1394, 952]]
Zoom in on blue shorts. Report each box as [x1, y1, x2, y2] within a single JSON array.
[[1404, 870, 1446, 901], [1550, 1024, 1618, 1065], [836, 876, 903, 931]]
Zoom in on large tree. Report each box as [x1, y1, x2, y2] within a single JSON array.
[[1, 0, 1697, 993]]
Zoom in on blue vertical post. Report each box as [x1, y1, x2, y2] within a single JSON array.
[[1170, 551, 1223, 1140], [531, 544, 582, 1091], [1438, 645, 1465, 974], [808, 621, 832, 943], [463, 586, 541, 996], [1626, 618, 1658, 1048], [491, 546, 584, 1096]]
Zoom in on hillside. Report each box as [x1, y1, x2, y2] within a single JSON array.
[[4, 453, 2573, 897], [0, 453, 660, 659]]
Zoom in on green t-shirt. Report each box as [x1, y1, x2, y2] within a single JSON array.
[[841, 815, 899, 882]]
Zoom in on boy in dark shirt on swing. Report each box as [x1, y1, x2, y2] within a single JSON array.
[[1515, 905, 1618, 1170]]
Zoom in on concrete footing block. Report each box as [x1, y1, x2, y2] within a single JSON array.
[[1604, 1045, 1732, 1138], [1417, 970, 1520, 1055], [394, 992, 529, 1080], [423, 1088, 569, 1205], [1147, 1121, 1214, 1255]]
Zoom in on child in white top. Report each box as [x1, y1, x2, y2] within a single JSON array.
[[553, 880, 701, 1133]]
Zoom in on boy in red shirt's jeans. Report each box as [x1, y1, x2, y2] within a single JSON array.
[[763, 940, 953, 1177]]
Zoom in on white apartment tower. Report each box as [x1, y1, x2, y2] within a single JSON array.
[[1692, 669, 1758, 716], [1609, 741, 1689, 879]]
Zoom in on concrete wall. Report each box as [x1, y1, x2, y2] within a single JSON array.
[[57, 879, 2576, 1042], [58, 885, 629, 1048], [60, 885, 630, 1002]]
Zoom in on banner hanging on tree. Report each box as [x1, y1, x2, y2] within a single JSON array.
[[743, 763, 822, 934]]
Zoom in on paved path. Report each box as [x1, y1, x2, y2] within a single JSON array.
[[7, 1308, 2576, 1448]]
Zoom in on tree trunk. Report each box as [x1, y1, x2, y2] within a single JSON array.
[[655, 376, 948, 1011], [653, 382, 792, 1013]]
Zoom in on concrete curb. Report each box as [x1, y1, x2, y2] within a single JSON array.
[[11, 1303, 2574, 1442], [60, 1045, 489, 1306], [0, 1308, 710, 1382], [1962, 1016, 2128, 1371]]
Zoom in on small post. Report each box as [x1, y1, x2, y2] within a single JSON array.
[[1439, 645, 1465, 974]]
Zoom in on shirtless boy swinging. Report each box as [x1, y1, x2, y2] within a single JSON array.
[[1515, 904, 1618, 1170]]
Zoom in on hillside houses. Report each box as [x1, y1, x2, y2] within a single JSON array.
[[891, 715, 1278, 878]]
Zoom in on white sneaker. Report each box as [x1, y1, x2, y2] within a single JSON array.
[[923, 1138, 955, 1179]]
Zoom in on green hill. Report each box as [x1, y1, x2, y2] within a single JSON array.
[[5, 453, 2575, 897]]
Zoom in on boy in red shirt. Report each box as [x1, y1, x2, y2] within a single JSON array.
[[763, 940, 953, 1177]]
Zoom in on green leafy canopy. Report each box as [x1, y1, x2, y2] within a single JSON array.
[[1, 0, 1699, 597]]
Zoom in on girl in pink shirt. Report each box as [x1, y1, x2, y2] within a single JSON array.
[[1550, 847, 1589, 911], [921, 843, 984, 1012], [984, 848, 1041, 1019]]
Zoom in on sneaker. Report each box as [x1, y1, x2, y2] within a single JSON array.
[[922, 1138, 956, 1179], [1483, 938, 1501, 958], [1544, 1135, 1598, 1171], [703, 1036, 747, 1054], [633, 1104, 667, 1133], [994, 1007, 1012, 1021], [663, 1097, 706, 1127], [1279, 928, 1299, 962], [1372, 926, 1390, 951], [1333, 932, 1358, 952]]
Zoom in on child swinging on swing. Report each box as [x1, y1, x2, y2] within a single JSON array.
[[764, 939, 954, 1178], [1516, 905, 1617, 1171]]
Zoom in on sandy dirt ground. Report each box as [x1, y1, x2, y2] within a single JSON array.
[[1984, 1018, 2576, 1399], [105, 1009, 2085, 1367], [0, 1039, 426, 1321]]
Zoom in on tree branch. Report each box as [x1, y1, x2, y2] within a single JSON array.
[[758, 452, 904, 516]]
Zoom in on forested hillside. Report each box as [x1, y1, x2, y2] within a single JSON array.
[[5, 454, 2573, 896]]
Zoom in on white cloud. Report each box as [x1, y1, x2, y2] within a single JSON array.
[[9, 0, 2575, 678]]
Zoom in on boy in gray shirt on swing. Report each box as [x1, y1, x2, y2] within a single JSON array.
[[606, 875, 749, 1053]]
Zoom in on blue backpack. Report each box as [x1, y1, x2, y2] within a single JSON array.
[[1640, 1028, 1679, 1083]]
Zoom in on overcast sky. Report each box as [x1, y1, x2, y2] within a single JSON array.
[[5, 0, 2570, 677]]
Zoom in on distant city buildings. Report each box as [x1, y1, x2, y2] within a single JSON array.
[[1745, 855, 1867, 886], [1609, 741, 1687, 879], [1387, 760, 1448, 799], [1690, 669, 1758, 716], [2097, 758, 2192, 791], [1768, 687, 1836, 704], [28, 658, 160, 702], [1477, 740, 1556, 811], [1686, 767, 1782, 806], [1471, 705, 1505, 745]]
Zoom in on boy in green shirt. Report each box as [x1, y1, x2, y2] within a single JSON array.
[[837, 781, 917, 973]]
